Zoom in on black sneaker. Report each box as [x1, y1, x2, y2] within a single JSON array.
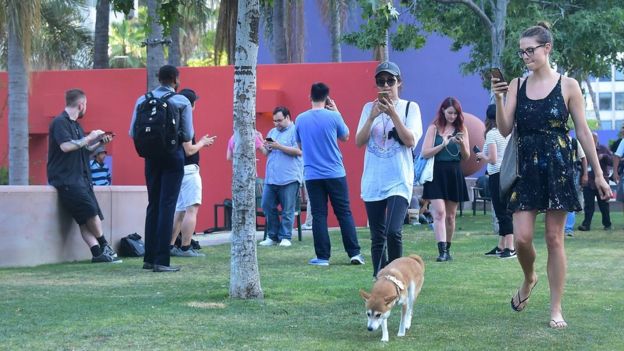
[[485, 246, 502, 256], [604, 225, 612, 231], [102, 244, 118, 258], [577, 225, 590, 231], [92, 252, 123, 264], [499, 248, 517, 259]]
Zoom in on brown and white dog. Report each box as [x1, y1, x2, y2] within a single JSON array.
[[359, 255, 425, 342]]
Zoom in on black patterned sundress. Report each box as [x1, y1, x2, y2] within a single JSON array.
[[508, 75, 582, 212]]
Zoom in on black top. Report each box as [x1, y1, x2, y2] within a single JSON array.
[[184, 136, 200, 166], [47, 111, 92, 187]]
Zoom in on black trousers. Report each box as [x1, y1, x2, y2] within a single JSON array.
[[581, 185, 611, 228], [488, 173, 513, 236], [365, 196, 409, 277], [143, 147, 184, 267]]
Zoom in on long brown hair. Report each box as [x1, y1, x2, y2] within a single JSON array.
[[434, 97, 464, 132]]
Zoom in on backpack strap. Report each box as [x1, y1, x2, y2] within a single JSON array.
[[161, 91, 176, 101]]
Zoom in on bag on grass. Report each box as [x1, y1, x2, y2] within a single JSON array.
[[119, 233, 145, 257]]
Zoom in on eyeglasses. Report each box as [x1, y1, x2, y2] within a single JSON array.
[[375, 78, 397, 87], [517, 44, 546, 58], [273, 118, 284, 123]]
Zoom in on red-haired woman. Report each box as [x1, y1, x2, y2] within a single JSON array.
[[421, 97, 470, 262]]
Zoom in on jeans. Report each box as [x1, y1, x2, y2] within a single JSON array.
[[261, 181, 300, 241], [365, 196, 408, 277], [144, 147, 184, 267], [565, 212, 575, 233], [305, 177, 360, 260]]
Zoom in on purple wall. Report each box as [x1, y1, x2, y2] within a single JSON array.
[[257, 2, 490, 152]]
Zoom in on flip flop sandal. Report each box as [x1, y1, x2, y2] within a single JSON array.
[[549, 320, 568, 329], [510, 280, 538, 312]]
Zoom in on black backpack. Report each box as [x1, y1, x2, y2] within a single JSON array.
[[119, 233, 145, 257], [133, 91, 181, 158]]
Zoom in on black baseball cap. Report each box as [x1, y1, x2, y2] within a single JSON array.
[[179, 88, 199, 105]]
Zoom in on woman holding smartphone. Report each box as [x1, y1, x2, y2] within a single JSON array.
[[355, 61, 423, 278], [492, 22, 611, 329], [421, 97, 470, 262]]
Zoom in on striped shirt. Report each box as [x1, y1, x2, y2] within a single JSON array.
[[483, 128, 508, 174], [90, 160, 111, 185]]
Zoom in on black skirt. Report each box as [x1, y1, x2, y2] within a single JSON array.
[[422, 160, 469, 203]]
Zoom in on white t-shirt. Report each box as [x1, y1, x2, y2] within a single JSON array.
[[483, 128, 508, 174], [357, 99, 423, 202]]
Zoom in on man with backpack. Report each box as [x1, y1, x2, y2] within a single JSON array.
[[129, 65, 194, 272]]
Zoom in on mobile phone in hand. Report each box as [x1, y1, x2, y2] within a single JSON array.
[[473, 145, 481, 153], [377, 91, 389, 101], [265, 137, 274, 142], [490, 68, 505, 83]]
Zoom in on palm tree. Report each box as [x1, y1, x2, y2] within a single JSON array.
[[317, 0, 352, 62], [1, 1, 41, 185], [109, 16, 146, 67], [215, 0, 237, 65], [145, 0, 165, 90], [93, 0, 110, 68], [230, 0, 263, 299]]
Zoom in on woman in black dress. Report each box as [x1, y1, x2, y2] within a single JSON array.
[[421, 97, 470, 262], [492, 22, 612, 329]]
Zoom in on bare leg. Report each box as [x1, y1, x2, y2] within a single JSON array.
[[444, 200, 458, 242], [504, 234, 515, 251], [429, 199, 447, 242], [545, 210, 568, 328], [180, 204, 200, 247], [511, 210, 538, 309], [171, 211, 185, 245], [79, 215, 103, 248]]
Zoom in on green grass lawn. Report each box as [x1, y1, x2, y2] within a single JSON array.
[[1, 213, 622, 351]]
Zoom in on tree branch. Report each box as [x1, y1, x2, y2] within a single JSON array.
[[433, 0, 492, 29]]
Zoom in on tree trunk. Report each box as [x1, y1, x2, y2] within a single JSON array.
[[7, 25, 29, 185], [230, 0, 263, 299], [585, 77, 601, 122], [291, 0, 305, 63], [168, 19, 181, 67], [93, 0, 110, 69], [272, 0, 287, 63], [215, 0, 238, 65], [330, 0, 341, 62], [490, 0, 507, 69], [373, 29, 389, 61], [146, 0, 166, 90]]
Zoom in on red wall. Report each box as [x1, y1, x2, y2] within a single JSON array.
[[0, 62, 377, 231]]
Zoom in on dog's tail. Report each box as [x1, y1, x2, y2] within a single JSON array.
[[408, 254, 425, 272]]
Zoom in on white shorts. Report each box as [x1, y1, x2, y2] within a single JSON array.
[[175, 164, 202, 212]]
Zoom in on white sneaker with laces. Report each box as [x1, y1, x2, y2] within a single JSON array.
[[258, 238, 278, 246], [279, 239, 292, 247], [301, 223, 312, 230]]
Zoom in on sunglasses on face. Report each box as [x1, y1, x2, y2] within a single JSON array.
[[517, 44, 546, 58], [375, 78, 397, 87]]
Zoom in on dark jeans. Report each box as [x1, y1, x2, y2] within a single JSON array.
[[144, 147, 184, 267], [581, 185, 611, 228], [261, 181, 300, 241], [305, 177, 360, 260], [365, 196, 409, 277], [488, 173, 513, 236]]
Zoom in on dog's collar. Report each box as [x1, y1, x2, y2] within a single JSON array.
[[384, 275, 404, 294]]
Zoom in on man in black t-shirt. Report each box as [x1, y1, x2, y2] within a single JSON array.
[[169, 88, 215, 257], [47, 89, 121, 263]]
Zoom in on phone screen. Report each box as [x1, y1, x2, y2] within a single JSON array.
[[265, 137, 274, 142], [378, 92, 389, 101], [473, 145, 480, 153]]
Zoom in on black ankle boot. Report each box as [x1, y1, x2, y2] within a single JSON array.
[[436, 242, 450, 262], [446, 242, 453, 260]]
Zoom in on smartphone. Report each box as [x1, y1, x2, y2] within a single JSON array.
[[473, 145, 481, 153], [377, 91, 389, 101], [490, 68, 505, 83], [455, 132, 464, 138], [265, 137, 274, 142]]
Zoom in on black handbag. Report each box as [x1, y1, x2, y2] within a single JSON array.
[[119, 233, 145, 257]]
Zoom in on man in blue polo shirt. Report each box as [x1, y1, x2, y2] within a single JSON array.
[[295, 82, 364, 266], [258, 106, 303, 248]]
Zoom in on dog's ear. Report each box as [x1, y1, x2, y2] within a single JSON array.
[[384, 295, 397, 305], [359, 289, 371, 301]]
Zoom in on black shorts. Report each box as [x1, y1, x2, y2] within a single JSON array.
[[56, 184, 103, 225]]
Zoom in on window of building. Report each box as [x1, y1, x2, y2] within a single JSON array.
[[598, 73, 612, 82], [616, 69, 624, 81], [615, 93, 624, 111], [599, 93, 612, 111]]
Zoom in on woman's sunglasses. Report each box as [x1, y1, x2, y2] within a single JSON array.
[[376, 78, 397, 87]]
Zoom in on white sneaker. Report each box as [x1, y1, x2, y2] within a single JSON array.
[[301, 223, 312, 230], [258, 238, 278, 246], [279, 239, 292, 247]]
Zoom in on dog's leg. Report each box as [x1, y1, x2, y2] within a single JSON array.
[[405, 282, 416, 330], [398, 303, 407, 336], [381, 318, 389, 342]]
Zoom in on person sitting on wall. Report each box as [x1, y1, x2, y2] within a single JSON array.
[[47, 89, 121, 263], [90, 146, 111, 186]]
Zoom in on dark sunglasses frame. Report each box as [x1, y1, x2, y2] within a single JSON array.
[[375, 78, 397, 87]]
